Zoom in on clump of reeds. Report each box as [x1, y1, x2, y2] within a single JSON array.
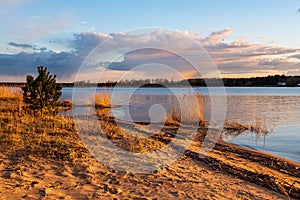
[[85, 91, 113, 117], [223, 115, 271, 140], [165, 93, 204, 126], [223, 121, 250, 136], [165, 107, 181, 126], [94, 91, 112, 108], [0, 86, 22, 100]]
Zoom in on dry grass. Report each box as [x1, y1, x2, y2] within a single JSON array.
[[165, 107, 181, 126], [0, 87, 22, 100], [223, 115, 271, 142], [165, 93, 204, 126], [0, 98, 87, 164], [94, 91, 112, 108]]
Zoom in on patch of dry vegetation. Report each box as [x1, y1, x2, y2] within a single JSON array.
[[223, 115, 271, 141], [165, 107, 181, 126], [0, 87, 22, 100], [0, 95, 86, 164], [165, 93, 204, 126], [94, 91, 113, 108]]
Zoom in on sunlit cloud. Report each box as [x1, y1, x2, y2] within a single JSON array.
[[1, 29, 300, 82], [201, 28, 233, 45]]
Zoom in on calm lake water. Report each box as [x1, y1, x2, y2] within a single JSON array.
[[62, 87, 300, 163]]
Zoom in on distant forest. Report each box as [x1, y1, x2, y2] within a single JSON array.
[[1, 75, 300, 87], [189, 75, 300, 87]]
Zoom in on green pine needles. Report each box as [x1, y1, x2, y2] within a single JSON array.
[[22, 66, 62, 115]]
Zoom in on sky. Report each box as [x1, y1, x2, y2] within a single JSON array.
[[1, 0, 300, 82]]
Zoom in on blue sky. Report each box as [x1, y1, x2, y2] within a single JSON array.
[[1, 0, 300, 81], [3, 0, 300, 45]]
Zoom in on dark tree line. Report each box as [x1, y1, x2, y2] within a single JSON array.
[[188, 75, 300, 87], [2, 75, 300, 88], [113, 75, 300, 87]]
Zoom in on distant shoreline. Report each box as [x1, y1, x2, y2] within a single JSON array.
[[1, 83, 299, 88], [1, 75, 300, 87]]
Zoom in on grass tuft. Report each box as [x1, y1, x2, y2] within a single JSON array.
[[165, 93, 204, 126], [94, 91, 112, 108], [223, 115, 272, 145]]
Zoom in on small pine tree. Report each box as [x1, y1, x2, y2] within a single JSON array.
[[22, 66, 62, 115]]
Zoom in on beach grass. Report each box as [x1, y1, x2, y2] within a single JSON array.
[[165, 93, 204, 126], [223, 115, 271, 145], [94, 91, 112, 108], [0, 86, 22, 100], [0, 95, 86, 164]]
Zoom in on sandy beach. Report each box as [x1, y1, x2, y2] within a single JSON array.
[[0, 117, 299, 200]]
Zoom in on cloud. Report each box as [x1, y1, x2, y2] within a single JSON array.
[[8, 42, 33, 49], [1, 29, 300, 82], [71, 30, 198, 57], [8, 42, 47, 51], [72, 32, 112, 56], [0, 51, 81, 81], [69, 30, 300, 79], [34, 47, 47, 51], [106, 48, 194, 73], [289, 54, 300, 59], [259, 35, 267, 40], [201, 28, 233, 45]]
